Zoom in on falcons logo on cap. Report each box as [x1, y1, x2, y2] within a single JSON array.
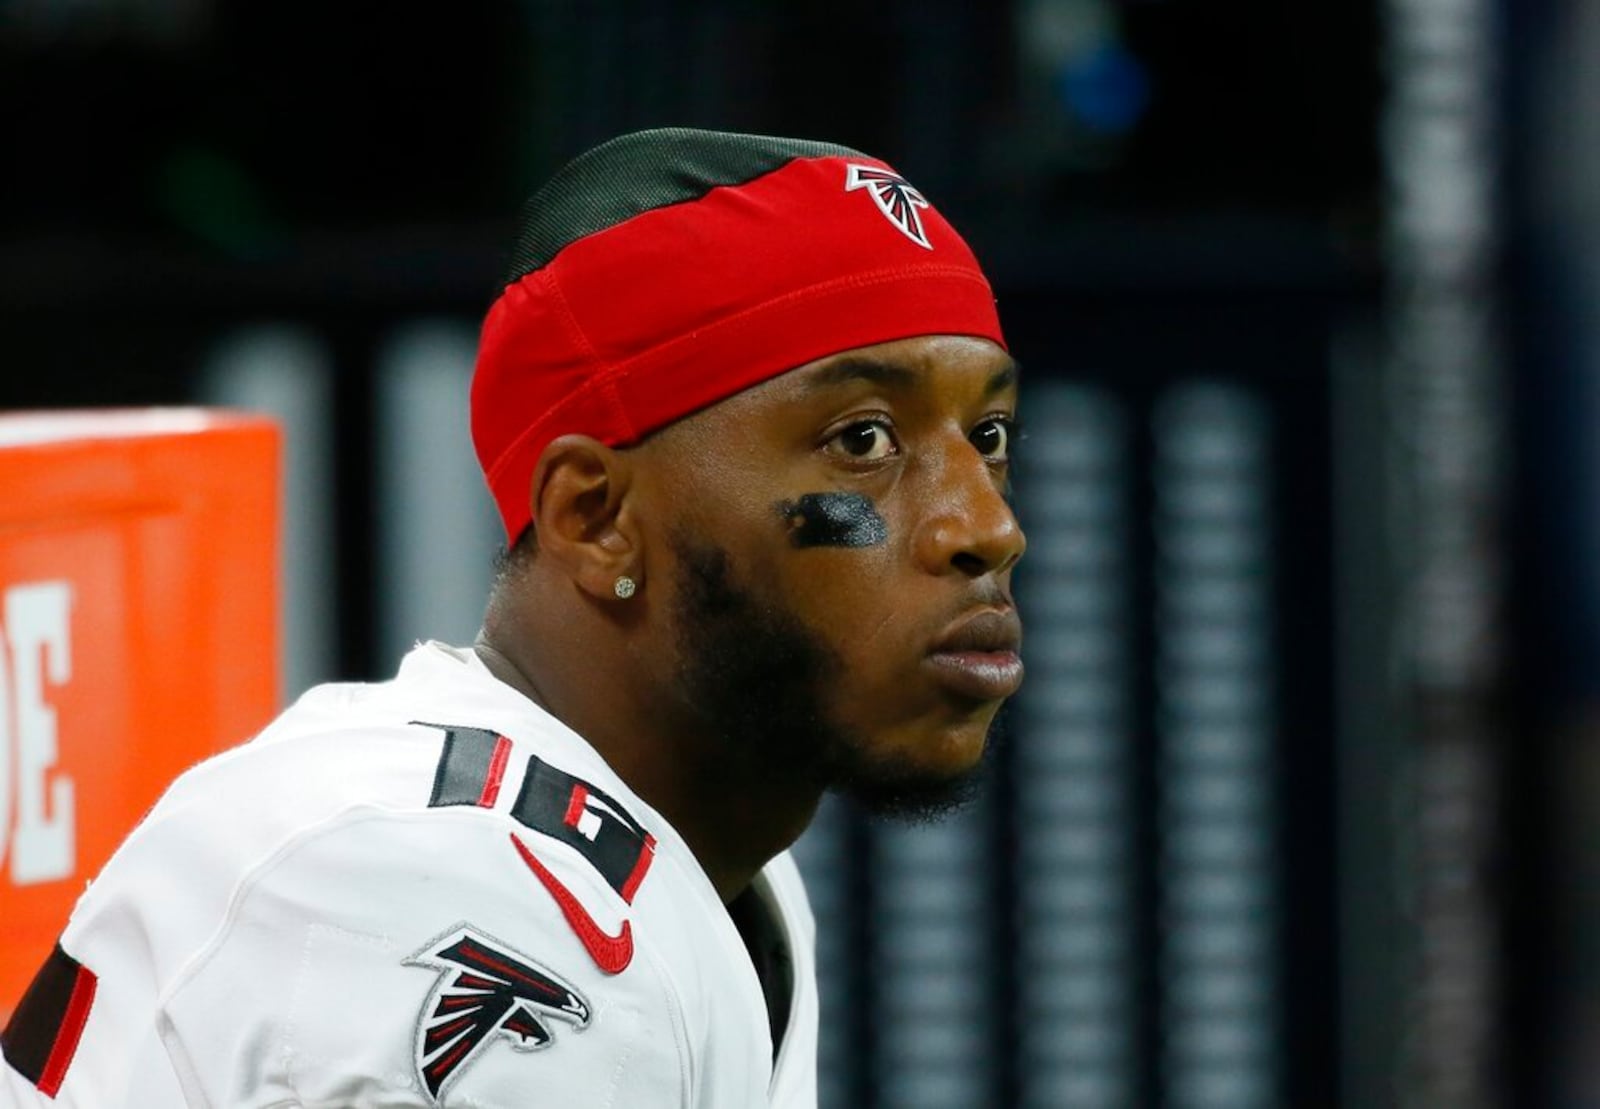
[[406, 925, 590, 1103], [845, 164, 934, 250]]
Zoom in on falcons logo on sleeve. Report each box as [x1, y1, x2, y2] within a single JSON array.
[[845, 164, 934, 249], [406, 925, 590, 1103]]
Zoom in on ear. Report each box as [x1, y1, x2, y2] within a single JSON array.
[[528, 435, 640, 601]]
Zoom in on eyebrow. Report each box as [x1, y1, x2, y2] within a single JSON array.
[[985, 360, 1020, 396], [801, 355, 1021, 398]]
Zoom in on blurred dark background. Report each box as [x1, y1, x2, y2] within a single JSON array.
[[6, 0, 1596, 1105]]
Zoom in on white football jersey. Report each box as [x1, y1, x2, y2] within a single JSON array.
[[1, 642, 819, 1108]]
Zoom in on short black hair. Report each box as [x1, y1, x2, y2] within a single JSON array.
[[492, 525, 538, 584], [502, 128, 858, 288]]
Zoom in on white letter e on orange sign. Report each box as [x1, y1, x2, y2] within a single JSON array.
[[1, 581, 75, 885]]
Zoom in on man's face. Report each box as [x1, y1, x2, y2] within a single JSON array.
[[636, 334, 1025, 816]]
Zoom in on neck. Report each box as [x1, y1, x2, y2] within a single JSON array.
[[473, 629, 821, 903]]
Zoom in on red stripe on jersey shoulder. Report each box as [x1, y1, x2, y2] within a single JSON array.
[[1, 943, 98, 1098], [478, 735, 513, 808], [37, 966, 96, 1098], [562, 784, 589, 829], [619, 834, 657, 905]]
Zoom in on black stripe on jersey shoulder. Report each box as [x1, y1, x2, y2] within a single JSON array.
[[416, 722, 501, 807], [511, 756, 651, 897], [1, 943, 88, 1087], [503, 127, 861, 286]]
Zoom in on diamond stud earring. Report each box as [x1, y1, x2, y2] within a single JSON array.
[[613, 576, 637, 599]]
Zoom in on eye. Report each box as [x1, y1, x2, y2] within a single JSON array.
[[829, 419, 898, 461], [970, 417, 1017, 461]]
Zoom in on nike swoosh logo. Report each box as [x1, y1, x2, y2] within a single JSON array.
[[510, 833, 634, 975]]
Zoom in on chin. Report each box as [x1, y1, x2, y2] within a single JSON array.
[[924, 716, 994, 773], [828, 712, 1004, 822]]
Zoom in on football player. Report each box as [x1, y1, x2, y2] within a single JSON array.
[[2, 128, 1024, 1107]]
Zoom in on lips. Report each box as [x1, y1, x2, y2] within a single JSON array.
[[925, 609, 1024, 701]]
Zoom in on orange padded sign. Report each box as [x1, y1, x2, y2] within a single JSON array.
[[0, 410, 280, 1012]]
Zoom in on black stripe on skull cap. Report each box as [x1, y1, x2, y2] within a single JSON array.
[[501, 127, 864, 287]]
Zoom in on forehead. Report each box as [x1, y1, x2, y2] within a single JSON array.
[[635, 334, 1016, 468], [732, 334, 1018, 412]]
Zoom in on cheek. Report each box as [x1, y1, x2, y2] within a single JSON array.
[[751, 490, 920, 662], [776, 492, 888, 549], [769, 546, 909, 669], [765, 490, 906, 617]]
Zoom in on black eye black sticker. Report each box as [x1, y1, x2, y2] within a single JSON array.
[[776, 493, 888, 549]]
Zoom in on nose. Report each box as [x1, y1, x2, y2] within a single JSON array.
[[911, 441, 1026, 579]]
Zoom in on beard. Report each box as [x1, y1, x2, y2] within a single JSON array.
[[668, 531, 997, 822]]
